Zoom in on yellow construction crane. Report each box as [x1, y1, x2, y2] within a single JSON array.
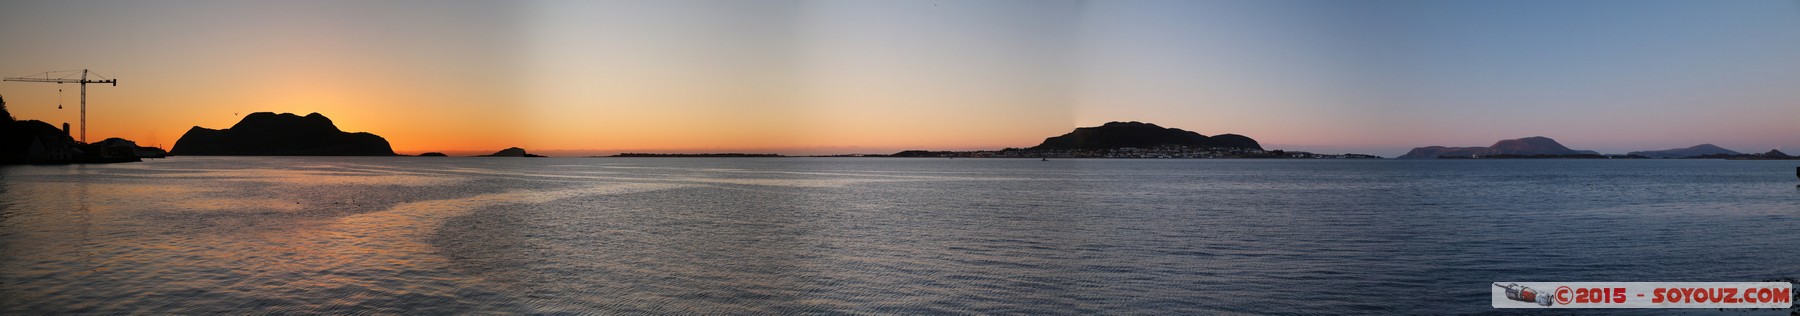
[[4, 69, 118, 143]]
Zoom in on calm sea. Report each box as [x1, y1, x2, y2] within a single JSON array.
[[1, 157, 1797, 314]]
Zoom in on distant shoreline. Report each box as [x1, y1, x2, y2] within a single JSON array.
[[605, 153, 784, 158], [59, 155, 1790, 160]]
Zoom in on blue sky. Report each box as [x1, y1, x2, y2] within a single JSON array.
[[1074, 0, 1800, 155]]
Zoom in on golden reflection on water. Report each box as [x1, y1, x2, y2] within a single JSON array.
[[0, 160, 703, 312], [1, 157, 1027, 313]]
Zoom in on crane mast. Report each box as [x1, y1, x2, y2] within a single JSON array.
[[3, 69, 118, 143]]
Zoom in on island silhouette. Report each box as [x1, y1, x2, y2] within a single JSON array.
[[1692, 149, 1798, 160], [171, 112, 396, 156], [886, 121, 1376, 159], [1628, 144, 1741, 159], [478, 147, 544, 157], [1403, 137, 1794, 159], [1399, 136, 1603, 159], [1030, 121, 1262, 150]]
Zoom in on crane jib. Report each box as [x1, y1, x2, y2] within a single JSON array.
[[2, 69, 118, 143]]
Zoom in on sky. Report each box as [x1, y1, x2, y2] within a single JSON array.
[[1, 0, 1796, 157]]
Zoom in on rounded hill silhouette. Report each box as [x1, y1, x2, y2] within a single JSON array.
[[171, 112, 396, 156], [1029, 121, 1262, 150]]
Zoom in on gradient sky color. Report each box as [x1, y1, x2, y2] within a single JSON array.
[[2, 0, 1796, 156]]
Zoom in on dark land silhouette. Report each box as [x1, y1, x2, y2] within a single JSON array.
[[0, 95, 151, 164], [1029, 121, 1262, 150], [1436, 153, 1647, 159], [97, 137, 168, 158], [171, 112, 396, 156], [884, 121, 1376, 159], [1627, 144, 1741, 159], [1399, 136, 1602, 159], [1693, 149, 1799, 160], [417, 152, 449, 157], [609, 153, 782, 157], [479, 147, 544, 157]]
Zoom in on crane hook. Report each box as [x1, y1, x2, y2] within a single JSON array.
[[57, 88, 63, 109]]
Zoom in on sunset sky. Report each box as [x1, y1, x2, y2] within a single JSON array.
[[2, 0, 1797, 156]]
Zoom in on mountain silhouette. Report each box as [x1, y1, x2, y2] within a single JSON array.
[[1627, 144, 1740, 158], [1029, 121, 1262, 150], [1399, 136, 1598, 159], [171, 112, 396, 156]]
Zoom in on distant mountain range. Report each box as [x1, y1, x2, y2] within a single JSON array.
[[1400, 138, 1796, 159], [1693, 149, 1797, 160], [1399, 136, 1598, 159], [1028, 121, 1262, 150], [1627, 144, 1740, 159], [172, 112, 396, 156]]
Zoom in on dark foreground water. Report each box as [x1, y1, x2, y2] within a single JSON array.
[[1, 157, 1796, 314]]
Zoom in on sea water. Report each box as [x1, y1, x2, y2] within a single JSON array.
[[1, 157, 1797, 314]]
